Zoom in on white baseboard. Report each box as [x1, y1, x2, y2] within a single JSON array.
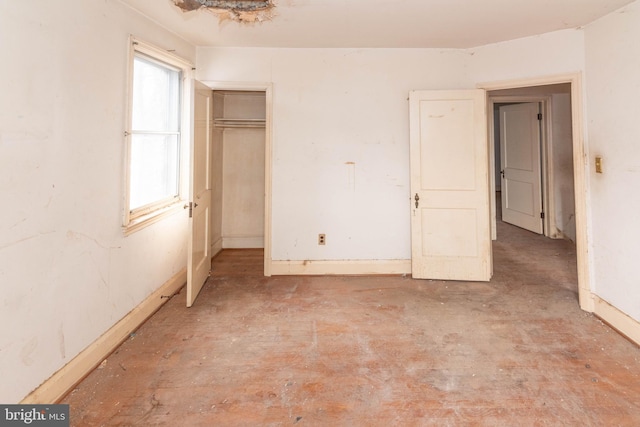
[[270, 259, 411, 275], [211, 237, 223, 257], [222, 236, 264, 248], [21, 268, 187, 404], [593, 295, 640, 346]]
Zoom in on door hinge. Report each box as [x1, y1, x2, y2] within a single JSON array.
[[185, 202, 193, 218], [537, 113, 543, 121], [540, 212, 545, 219]]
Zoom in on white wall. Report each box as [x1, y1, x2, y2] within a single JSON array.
[[221, 128, 266, 248], [197, 34, 586, 263], [468, 29, 586, 83], [551, 93, 576, 241], [211, 94, 225, 252], [493, 105, 502, 192], [585, 0, 640, 321], [0, 1, 195, 402], [197, 48, 473, 261]]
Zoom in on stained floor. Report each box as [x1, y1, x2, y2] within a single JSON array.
[[63, 221, 640, 426]]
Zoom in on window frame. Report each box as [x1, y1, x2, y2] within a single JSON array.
[[123, 37, 193, 235]]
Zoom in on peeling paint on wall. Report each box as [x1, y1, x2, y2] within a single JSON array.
[[172, 0, 275, 23]]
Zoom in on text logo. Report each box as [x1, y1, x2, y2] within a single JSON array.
[[0, 405, 69, 426]]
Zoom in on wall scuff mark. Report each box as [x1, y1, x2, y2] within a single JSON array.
[[172, 0, 275, 23]]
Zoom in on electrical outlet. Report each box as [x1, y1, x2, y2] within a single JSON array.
[[318, 234, 326, 245]]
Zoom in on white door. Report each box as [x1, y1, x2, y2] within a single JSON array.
[[499, 103, 543, 234], [187, 82, 213, 307], [409, 90, 492, 281]]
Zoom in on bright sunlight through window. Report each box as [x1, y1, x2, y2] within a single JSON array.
[[124, 38, 192, 233], [130, 55, 181, 210]]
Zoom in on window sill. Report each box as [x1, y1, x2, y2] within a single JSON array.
[[123, 202, 186, 236]]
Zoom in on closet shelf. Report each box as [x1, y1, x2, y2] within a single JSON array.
[[214, 118, 265, 128]]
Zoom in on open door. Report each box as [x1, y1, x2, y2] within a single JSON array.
[[499, 102, 543, 234], [409, 90, 492, 281], [187, 82, 213, 307]]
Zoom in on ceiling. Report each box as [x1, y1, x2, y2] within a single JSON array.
[[118, 0, 633, 49]]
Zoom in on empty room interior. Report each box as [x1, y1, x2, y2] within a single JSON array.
[[2, 0, 640, 424]]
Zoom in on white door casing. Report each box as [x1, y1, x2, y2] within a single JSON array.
[[187, 82, 213, 307], [409, 90, 492, 281], [499, 103, 543, 234]]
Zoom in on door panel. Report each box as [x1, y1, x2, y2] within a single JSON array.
[[409, 90, 491, 281], [421, 208, 478, 257], [187, 82, 213, 307], [499, 103, 543, 234]]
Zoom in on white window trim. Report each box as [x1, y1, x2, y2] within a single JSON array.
[[123, 36, 193, 235]]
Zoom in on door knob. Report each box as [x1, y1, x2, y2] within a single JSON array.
[[414, 193, 420, 208]]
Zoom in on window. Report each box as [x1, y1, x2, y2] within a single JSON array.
[[130, 55, 180, 210], [124, 38, 192, 233]]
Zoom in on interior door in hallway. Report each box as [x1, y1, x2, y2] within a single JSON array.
[[499, 102, 543, 234], [187, 82, 213, 307], [409, 90, 492, 281]]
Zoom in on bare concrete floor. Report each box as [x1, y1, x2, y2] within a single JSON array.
[[63, 221, 640, 426]]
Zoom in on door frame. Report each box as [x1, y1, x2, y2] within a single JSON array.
[[478, 73, 593, 312], [199, 80, 274, 277], [490, 97, 551, 239]]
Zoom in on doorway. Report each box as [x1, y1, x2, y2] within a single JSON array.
[[488, 85, 576, 243], [213, 90, 266, 249], [201, 81, 273, 277], [482, 75, 590, 311]]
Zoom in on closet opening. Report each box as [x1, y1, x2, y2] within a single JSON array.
[[211, 90, 267, 256]]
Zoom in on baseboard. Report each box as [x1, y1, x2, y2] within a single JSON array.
[[211, 237, 223, 257], [593, 295, 640, 346], [270, 259, 412, 275], [222, 236, 264, 249], [21, 268, 187, 404]]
